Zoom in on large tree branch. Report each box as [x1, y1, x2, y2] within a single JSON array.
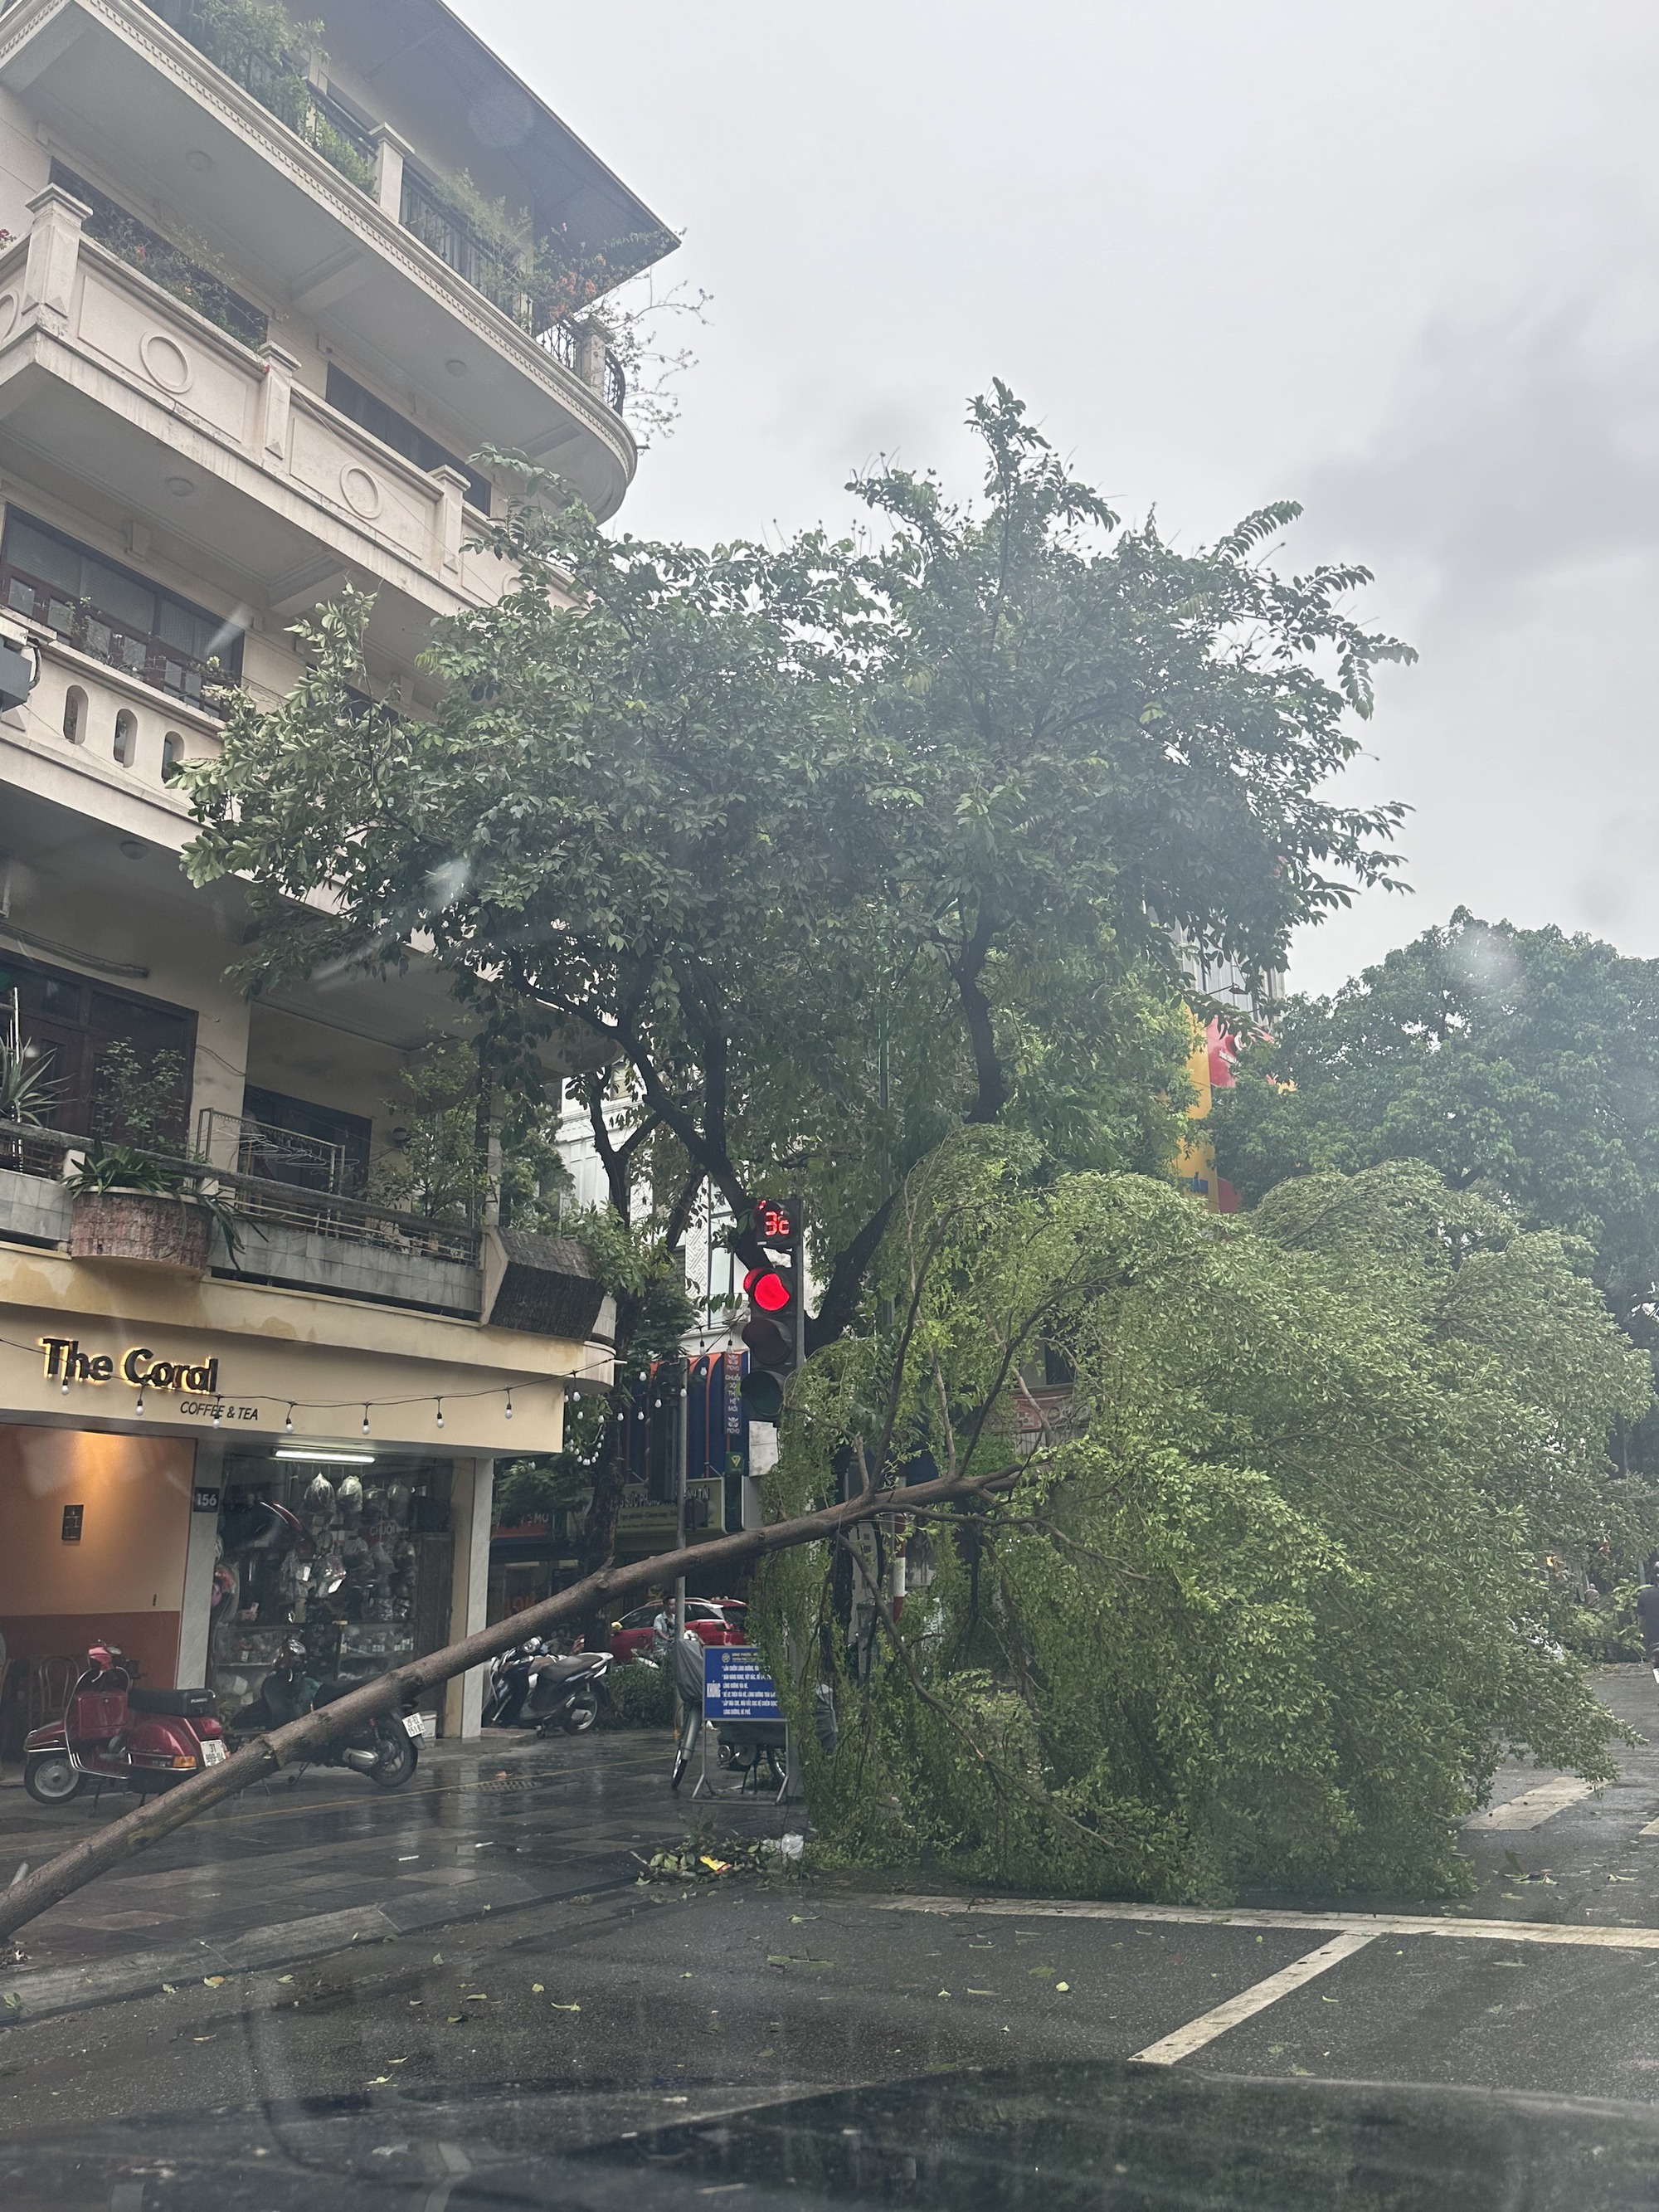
[[807, 1187, 901, 1352], [583, 1074, 659, 1224], [0, 1460, 1024, 1949], [949, 899, 1006, 1125]]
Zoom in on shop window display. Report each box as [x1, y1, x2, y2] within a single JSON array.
[[209, 1454, 452, 1718]]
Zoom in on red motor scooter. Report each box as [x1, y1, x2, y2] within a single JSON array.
[[22, 1642, 227, 1805]]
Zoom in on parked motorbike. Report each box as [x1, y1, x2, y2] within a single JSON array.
[[481, 1638, 550, 1729], [24, 1643, 226, 1805], [483, 1640, 611, 1734], [226, 1634, 424, 1789]]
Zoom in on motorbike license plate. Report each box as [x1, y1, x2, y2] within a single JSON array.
[[200, 1738, 227, 1766], [403, 1712, 429, 1739]]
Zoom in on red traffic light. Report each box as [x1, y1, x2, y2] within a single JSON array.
[[743, 1265, 793, 1313]]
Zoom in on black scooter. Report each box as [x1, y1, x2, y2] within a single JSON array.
[[229, 1635, 425, 1788], [484, 1640, 611, 1734]]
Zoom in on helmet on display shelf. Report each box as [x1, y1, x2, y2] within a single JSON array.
[[337, 1473, 364, 1528], [303, 1473, 337, 1525], [385, 1481, 412, 1527]]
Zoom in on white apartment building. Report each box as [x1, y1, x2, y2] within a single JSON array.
[[0, 0, 672, 1741]]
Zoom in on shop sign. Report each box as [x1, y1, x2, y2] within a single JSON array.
[[37, 1337, 261, 1424], [617, 1484, 678, 1546]]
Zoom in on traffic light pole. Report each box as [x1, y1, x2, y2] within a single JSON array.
[[674, 1356, 688, 1644], [791, 1195, 805, 1371]]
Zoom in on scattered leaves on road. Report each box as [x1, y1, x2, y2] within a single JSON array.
[[202, 1976, 225, 1987]]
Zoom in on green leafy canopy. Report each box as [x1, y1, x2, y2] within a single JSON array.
[[755, 1147, 1654, 1901], [182, 385, 1411, 1352]]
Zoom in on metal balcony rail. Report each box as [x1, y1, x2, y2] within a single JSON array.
[[0, 1119, 479, 1269], [0, 1117, 73, 1181], [214, 1168, 479, 1267], [195, 1107, 353, 1197], [399, 170, 535, 329], [537, 320, 577, 373], [136, 2, 630, 417], [51, 160, 269, 353], [141, 0, 377, 197], [399, 176, 629, 417]]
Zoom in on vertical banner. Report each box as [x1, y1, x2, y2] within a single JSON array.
[[723, 1347, 744, 1436]]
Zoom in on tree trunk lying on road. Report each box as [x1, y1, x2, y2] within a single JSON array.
[[0, 1464, 1015, 1947]]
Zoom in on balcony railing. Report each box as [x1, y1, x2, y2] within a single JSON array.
[[51, 163, 268, 351], [401, 172, 629, 417], [399, 170, 533, 329], [2, 509, 241, 709], [197, 1106, 354, 1197], [134, 1, 628, 417], [0, 1119, 478, 1274], [140, 0, 377, 197]]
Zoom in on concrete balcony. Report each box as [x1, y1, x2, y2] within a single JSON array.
[[0, 1120, 483, 1313], [0, 1156, 71, 1244], [211, 1211, 481, 1318], [0, 0, 640, 520], [0, 188, 513, 659]]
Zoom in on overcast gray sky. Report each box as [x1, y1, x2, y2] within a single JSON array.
[[459, 0, 1659, 996]]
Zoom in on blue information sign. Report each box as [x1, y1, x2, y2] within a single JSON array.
[[703, 1647, 781, 1721]]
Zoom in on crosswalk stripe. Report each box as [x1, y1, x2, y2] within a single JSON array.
[[1131, 1930, 1377, 2065], [879, 1895, 1659, 1948], [1462, 1778, 1596, 1831]]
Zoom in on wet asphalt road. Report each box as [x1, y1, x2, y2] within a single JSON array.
[[10, 1674, 1659, 2194]]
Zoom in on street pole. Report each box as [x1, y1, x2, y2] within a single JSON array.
[[674, 1356, 688, 1643]]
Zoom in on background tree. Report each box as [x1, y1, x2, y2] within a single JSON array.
[[1213, 912, 1659, 1465], [182, 387, 1408, 1561], [757, 1145, 1654, 1901]]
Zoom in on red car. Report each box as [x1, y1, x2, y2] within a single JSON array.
[[609, 1599, 747, 1664]]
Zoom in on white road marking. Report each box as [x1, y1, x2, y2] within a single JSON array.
[[1461, 1778, 1596, 1831], [879, 1895, 1659, 1949], [1131, 1930, 1376, 2066], [1641, 1817, 1659, 1839]]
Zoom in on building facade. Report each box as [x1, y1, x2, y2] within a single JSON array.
[[0, 0, 669, 1742]]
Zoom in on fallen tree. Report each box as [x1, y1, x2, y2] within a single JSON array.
[[0, 1462, 1015, 1949]]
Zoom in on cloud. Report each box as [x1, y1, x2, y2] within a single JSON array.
[[1304, 185, 1659, 632]]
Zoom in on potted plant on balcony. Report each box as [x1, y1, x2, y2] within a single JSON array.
[[62, 1038, 251, 1272], [66, 1145, 218, 1272]]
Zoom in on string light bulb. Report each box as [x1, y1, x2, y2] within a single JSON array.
[[285, 1406, 294, 1432], [60, 1375, 68, 1396], [362, 1405, 371, 1435], [435, 1399, 445, 1430], [134, 1387, 144, 1415], [504, 1390, 513, 1421]]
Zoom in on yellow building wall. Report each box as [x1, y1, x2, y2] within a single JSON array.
[[0, 1423, 194, 1684]]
